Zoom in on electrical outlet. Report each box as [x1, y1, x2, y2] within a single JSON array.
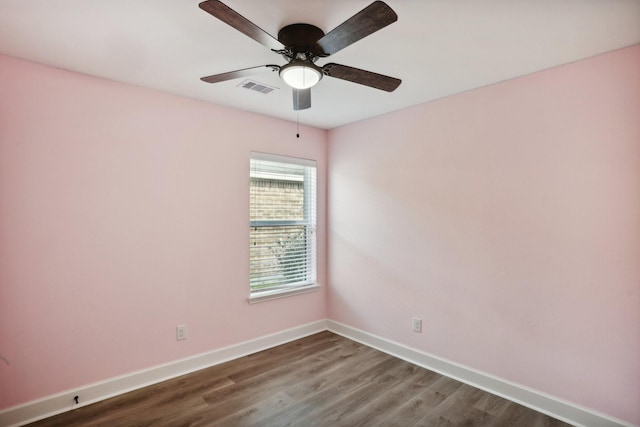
[[176, 325, 187, 341], [412, 317, 422, 333]]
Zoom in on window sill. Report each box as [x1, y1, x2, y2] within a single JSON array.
[[249, 284, 321, 304]]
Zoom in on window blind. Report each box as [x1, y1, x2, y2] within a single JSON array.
[[250, 153, 317, 296]]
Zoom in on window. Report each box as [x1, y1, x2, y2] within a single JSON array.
[[249, 153, 318, 302]]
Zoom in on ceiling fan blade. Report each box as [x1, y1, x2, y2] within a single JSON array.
[[199, 1, 284, 51], [201, 65, 279, 84], [293, 88, 311, 111], [316, 1, 397, 56], [323, 63, 401, 92]]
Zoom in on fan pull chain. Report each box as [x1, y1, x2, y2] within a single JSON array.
[[296, 111, 300, 138]]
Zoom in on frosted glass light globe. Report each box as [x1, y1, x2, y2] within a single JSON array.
[[280, 62, 322, 89]]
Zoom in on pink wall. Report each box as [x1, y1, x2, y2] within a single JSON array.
[[0, 54, 327, 409], [328, 45, 640, 424]]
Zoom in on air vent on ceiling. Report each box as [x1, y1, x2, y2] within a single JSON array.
[[238, 79, 279, 95]]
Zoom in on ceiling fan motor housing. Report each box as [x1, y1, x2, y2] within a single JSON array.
[[277, 23, 326, 58]]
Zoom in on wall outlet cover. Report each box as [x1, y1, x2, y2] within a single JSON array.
[[176, 325, 187, 341]]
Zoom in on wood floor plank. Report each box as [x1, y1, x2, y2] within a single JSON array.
[[199, 339, 382, 424], [294, 359, 418, 425], [27, 332, 572, 427], [222, 332, 341, 382], [378, 376, 464, 426], [415, 383, 494, 426], [473, 392, 513, 418], [247, 353, 402, 426], [339, 367, 442, 427]]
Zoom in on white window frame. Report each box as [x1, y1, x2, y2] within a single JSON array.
[[249, 152, 318, 303]]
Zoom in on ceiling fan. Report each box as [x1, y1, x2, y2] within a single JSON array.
[[198, 0, 402, 111]]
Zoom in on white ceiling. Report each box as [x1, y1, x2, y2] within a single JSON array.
[[1, 0, 639, 129]]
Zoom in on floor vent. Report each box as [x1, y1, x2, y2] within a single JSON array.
[[238, 79, 278, 94]]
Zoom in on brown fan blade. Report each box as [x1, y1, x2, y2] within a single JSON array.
[[322, 63, 401, 92], [201, 65, 279, 84], [293, 88, 311, 111], [316, 1, 397, 56], [199, 1, 284, 51]]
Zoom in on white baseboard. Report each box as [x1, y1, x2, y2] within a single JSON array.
[[327, 320, 636, 427], [0, 320, 328, 427], [2, 319, 634, 427]]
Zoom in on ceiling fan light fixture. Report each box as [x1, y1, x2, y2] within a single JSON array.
[[279, 61, 322, 89]]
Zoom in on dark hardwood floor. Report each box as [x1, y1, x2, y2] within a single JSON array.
[[28, 331, 571, 426]]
